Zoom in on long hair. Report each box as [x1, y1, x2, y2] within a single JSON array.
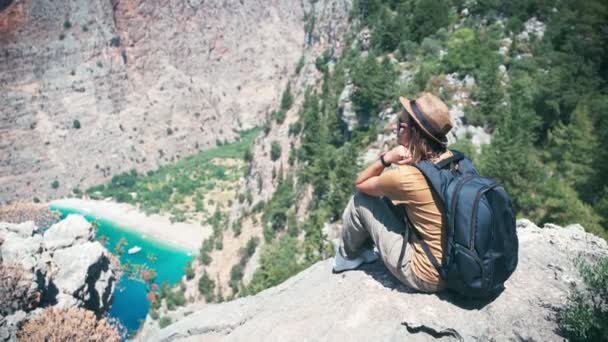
[[401, 111, 446, 164]]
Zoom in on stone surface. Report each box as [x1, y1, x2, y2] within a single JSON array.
[[142, 220, 608, 341], [0, 222, 36, 238], [517, 17, 546, 41], [51, 241, 114, 312], [43, 214, 92, 250], [0, 234, 41, 270], [0, 214, 117, 340]]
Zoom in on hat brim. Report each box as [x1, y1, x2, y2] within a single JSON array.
[[399, 96, 448, 146]]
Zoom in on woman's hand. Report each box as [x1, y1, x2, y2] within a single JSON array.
[[385, 145, 413, 165]]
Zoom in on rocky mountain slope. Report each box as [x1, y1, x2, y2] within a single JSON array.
[[139, 220, 607, 341], [0, 214, 117, 341], [0, 0, 306, 203], [167, 0, 354, 306]]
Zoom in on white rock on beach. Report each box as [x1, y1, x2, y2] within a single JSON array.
[[43, 214, 93, 250]]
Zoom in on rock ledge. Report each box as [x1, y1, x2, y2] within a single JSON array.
[[143, 220, 607, 341]]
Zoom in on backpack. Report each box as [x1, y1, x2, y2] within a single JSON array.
[[403, 150, 519, 297]]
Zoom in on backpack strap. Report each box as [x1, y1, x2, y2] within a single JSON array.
[[435, 150, 465, 169], [401, 206, 444, 278]]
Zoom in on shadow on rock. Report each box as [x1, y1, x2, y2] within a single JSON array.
[[358, 260, 503, 310]]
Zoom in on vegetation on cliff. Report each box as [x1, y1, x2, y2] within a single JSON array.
[[244, 0, 608, 317], [85, 129, 258, 222]]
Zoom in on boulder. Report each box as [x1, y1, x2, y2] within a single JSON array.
[[43, 214, 93, 250], [0, 222, 36, 238], [0, 214, 117, 341], [50, 242, 115, 313], [0, 234, 42, 271], [144, 220, 608, 341]]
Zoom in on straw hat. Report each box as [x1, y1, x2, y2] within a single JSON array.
[[399, 92, 453, 146]]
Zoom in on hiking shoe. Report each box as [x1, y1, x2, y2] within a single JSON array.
[[333, 248, 365, 273], [333, 247, 379, 273]]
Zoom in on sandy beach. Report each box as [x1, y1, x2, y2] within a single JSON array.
[[50, 198, 208, 252]]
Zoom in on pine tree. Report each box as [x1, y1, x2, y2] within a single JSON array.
[[479, 96, 546, 220], [351, 54, 396, 126], [326, 143, 360, 220], [546, 101, 598, 200]]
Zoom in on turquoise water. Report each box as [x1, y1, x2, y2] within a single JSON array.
[[50, 205, 193, 335]]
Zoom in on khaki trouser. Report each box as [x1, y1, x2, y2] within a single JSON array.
[[339, 192, 443, 293]]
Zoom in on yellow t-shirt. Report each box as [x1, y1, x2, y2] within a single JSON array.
[[377, 150, 452, 286]]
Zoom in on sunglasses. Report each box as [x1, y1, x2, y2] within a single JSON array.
[[396, 113, 411, 136]]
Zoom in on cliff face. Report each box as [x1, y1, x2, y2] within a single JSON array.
[[0, 0, 305, 203], [140, 220, 608, 341]]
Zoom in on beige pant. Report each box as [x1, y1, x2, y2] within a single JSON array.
[[339, 192, 443, 293]]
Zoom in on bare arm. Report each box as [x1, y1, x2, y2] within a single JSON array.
[[355, 145, 412, 196]]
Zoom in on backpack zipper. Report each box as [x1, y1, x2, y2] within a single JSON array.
[[469, 183, 499, 250], [449, 174, 476, 239]]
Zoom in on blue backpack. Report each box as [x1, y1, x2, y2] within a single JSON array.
[[404, 150, 519, 297]]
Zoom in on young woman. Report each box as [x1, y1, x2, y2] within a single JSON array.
[[333, 92, 454, 293]]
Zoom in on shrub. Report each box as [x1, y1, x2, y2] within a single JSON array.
[[350, 54, 396, 125], [158, 316, 172, 329], [245, 236, 303, 295], [280, 82, 293, 112], [229, 264, 244, 292], [59, 33, 65, 40], [262, 176, 295, 241], [110, 36, 120, 47], [73, 119, 81, 129], [63, 20, 71, 29], [558, 257, 608, 341], [198, 270, 215, 302], [199, 238, 213, 265], [18, 307, 122, 341], [271, 110, 286, 124], [270, 141, 281, 161], [0, 263, 40, 316], [314, 48, 333, 72], [243, 148, 253, 162], [232, 218, 242, 236], [240, 237, 259, 262], [51, 180, 60, 189], [184, 261, 195, 280], [295, 56, 305, 74], [288, 121, 302, 136]]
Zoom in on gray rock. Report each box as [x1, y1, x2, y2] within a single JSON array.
[[43, 214, 92, 250], [0, 310, 25, 342], [517, 17, 546, 41], [145, 220, 608, 341], [338, 82, 357, 132], [0, 213, 117, 333], [358, 28, 371, 51], [0, 234, 42, 271], [50, 241, 115, 313], [0, 222, 36, 238]]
